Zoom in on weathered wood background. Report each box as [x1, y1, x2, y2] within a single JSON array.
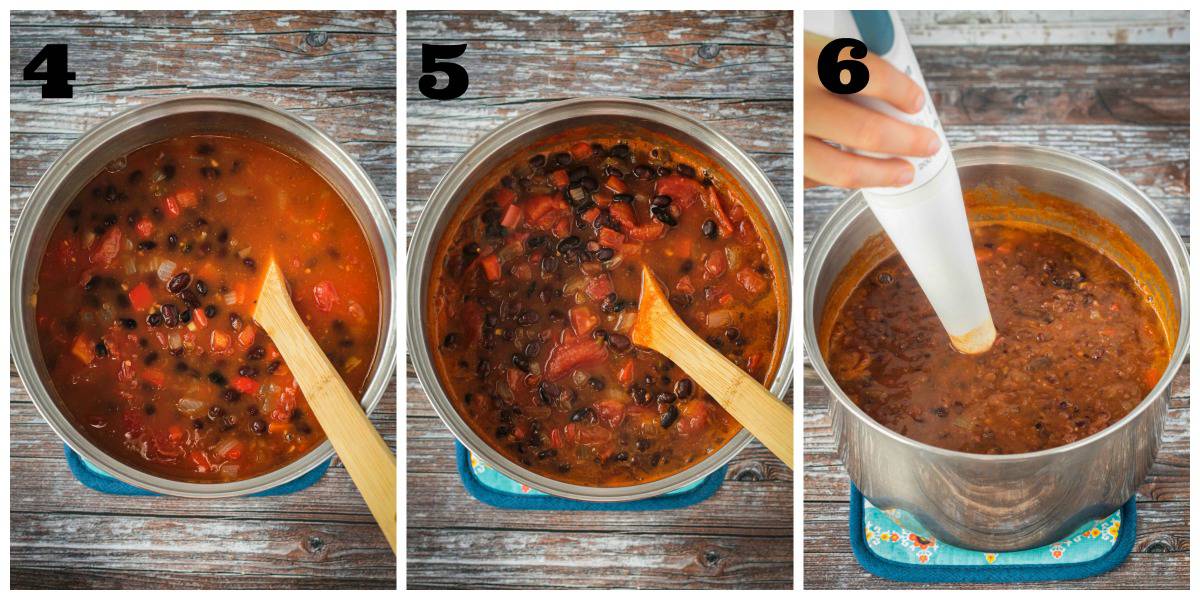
[[9, 11, 397, 589], [803, 11, 1190, 589], [406, 11, 794, 589]]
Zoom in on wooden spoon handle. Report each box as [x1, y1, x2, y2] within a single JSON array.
[[254, 265, 397, 552], [650, 314, 794, 469]]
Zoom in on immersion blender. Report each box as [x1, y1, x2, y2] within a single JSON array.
[[807, 10, 995, 353]]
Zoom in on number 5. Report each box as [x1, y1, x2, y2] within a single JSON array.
[[419, 43, 469, 101]]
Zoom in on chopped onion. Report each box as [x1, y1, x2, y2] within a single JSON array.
[[214, 438, 240, 458], [224, 291, 238, 306], [177, 398, 205, 416], [237, 246, 253, 259], [124, 258, 137, 275], [571, 370, 589, 387], [215, 191, 227, 203], [157, 259, 177, 281], [167, 331, 182, 351]]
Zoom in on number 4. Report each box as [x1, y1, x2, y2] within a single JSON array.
[[24, 44, 76, 99]]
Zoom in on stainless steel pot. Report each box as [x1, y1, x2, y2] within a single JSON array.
[[805, 144, 1189, 550], [409, 97, 794, 501], [10, 95, 397, 497]]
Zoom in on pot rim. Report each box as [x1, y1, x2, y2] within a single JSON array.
[[804, 142, 1190, 463], [10, 94, 397, 497], [408, 96, 794, 501]]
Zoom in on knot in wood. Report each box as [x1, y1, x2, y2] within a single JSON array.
[[306, 31, 329, 48], [698, 44, 720, 60]]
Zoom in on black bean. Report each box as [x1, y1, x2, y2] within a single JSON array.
[[588, 377, 605, 391], [553, 152, 572, 166], [569, 165, 590, 182], [442, 332, 459, 349], [119, 318, 137, 330], [144, 351, 159, 366], [594, 247, 615, 261], [611, 144, 630, 159], [195, 279, 209, 296], [676, 164, 696, 178], [160, 304, 179, 327], [229, 312, 244, 331], [651, 195, 672, 208], [266, 359, 282, 374], [94, 342, 108, 357], [238, 365, 258, 378], [556, 236, 581, 254], [524, 341, 541, 358], [701, 219, 717, 239], [633, 164, 653, 179], [179, 309, 191, 324], [208, 371, 228, 386], [612, 193, 634, 203], [651, 207, 677, 226], [725, 327, 741, 340], [660, 404, 679, 428], [517, 310, 540, 326], [167, 272, 192, 293], [512, 353, 530, 372], [656, 392, 677, 405], [243, 257, 256, 270], [247, 345, 266, 360], [631, 386, 649, 405], [167, 233, 178, 247], [528, 154, 546, 168], [204, 305, 217, 318], [570, 407, 593, 422], [222, 388, 240, 403], [674, 378, 694, 399], [607, 332, 631, 352], [251, 419, 268, 435], [200, 166, 220, 180], [137, 240, 157, 250]]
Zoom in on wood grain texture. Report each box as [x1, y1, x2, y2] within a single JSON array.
[[802, 26, 1189, 589], [9, 10, 396, 589], [406, 10, 794, 590]]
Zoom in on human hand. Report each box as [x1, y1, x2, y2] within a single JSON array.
[[803, 32, 942, 189]]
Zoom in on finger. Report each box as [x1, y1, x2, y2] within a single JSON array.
[[854, 48, 926, 114], [804, 136, 914, 190], [806, 93, 940, 158]]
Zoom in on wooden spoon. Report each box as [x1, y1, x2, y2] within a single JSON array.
[[630, 265, 793, 468], [253, 260, 397, 552]]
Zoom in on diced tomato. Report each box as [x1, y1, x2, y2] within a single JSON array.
[[313, 280, 339, 312], [500, 203, 523, 229], [628, 221, 667, 241], [550, 428, 565, 449], [703, 186, 736, 237], [654, 174, 704, 209], [676, 401, 713, 436], [569, 306, 599, 337], [211, 330, 232, 352], [237, 325, 256, 348], [551, 216, 572, 238], [598, 227, 625, 248], [71, 335, 95, 364], [221, 441, 244, 460], [704, 251, 728, 279], [192, 308, 209, 328], [736, 267, 769, 295], [570, 141, 593, 160], [513, 261, 533, 281], [480, 254, 502, 281], [128, 282, 154, 312], [595, 399, 627, 429], [135, 217, 155, 239], [582, 207, 601, 223], [116, 360, 136, 384], [609, 202, 637, 230], [605, 175, 627, 194], [164, 195, 181, 218], [544, 338, 608, 381], [232, 376, 258, 394], [190, 450, 213, 472], [550, 169, 570, 188], [175, 189, 198, 208], [676, 275, 695, 294], [718, 293, 734, 306], [89, 227, 122, 268], [584, 274, 614, 301], [575, 424, 613, 445], [142, 369, 166, 388], [167, 424, 185, 443], [746, 352, 764, 374], [620, 242, 643, 256], [493, 187, 518, 208], [617, 359, 635, 387]]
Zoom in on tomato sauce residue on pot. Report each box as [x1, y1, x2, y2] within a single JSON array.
[[429, 131, 787, 486], [34, 134, 381, 482]]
